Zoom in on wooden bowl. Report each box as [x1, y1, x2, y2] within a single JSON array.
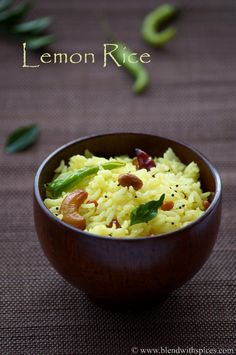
[[34, 133, 222, 302]]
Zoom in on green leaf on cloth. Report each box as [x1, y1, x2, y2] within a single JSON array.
[[4, 124, 40, 153]]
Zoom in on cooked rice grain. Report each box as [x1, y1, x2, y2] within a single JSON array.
[[44, 148, 210, 237]]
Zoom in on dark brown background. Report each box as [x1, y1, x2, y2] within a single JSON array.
[[0, 0, 235, 354]]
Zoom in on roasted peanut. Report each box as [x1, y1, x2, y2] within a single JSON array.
[[60, 189, 87, 230], [118, 173, 143, 190], [161, 200, 174, 211], [132, 157, 139, 168], [203, 200, 210, 210], [106, 219, 121, 228]]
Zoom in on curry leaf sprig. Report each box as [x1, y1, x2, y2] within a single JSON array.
[[130, 194, 165, 226], [0, 0, 55, 50]]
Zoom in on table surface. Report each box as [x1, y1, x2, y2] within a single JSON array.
[[0, 0, 235, 354]]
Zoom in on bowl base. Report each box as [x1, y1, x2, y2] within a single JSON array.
[[88, 293, 170, 313]]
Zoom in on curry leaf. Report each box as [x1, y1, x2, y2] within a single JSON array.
[[26, 34, 55, 49], [4, 124, 39, 153], [12, 16, 52, 35], [0, 2, 31, 25], [0, 0, 12, 12], [130, 194, 165, 226]]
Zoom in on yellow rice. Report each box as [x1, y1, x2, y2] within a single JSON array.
[[44, 148, 210, 238]]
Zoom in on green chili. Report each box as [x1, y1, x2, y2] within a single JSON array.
[[141, 4, 177, 48], [46, 161, 125, 198], [113, 42, 149, 94]]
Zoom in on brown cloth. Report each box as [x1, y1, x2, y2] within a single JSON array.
[[0, 0, 235, 353]]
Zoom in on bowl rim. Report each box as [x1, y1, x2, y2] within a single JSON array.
[[34, 132, 222, 241]]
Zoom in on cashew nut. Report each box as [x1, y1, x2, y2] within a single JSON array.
[[60, 189, 88, 230]]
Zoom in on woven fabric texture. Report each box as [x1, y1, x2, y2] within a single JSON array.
[[0, 0, 235, 354]]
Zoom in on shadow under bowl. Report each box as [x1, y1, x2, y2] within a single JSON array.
[[34, 133, 222, 302]]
